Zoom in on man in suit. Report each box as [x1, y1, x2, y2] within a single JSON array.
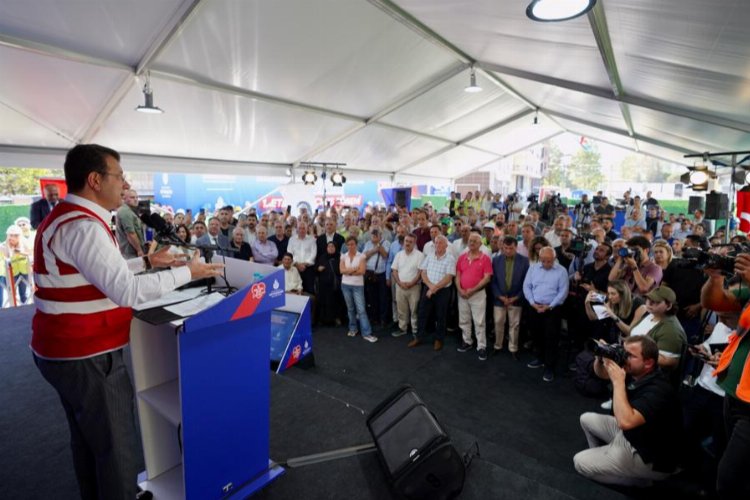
[[491, 236, 530, 360], [195, 216, 231, 256], [316, 217, 345, 257], [30, 183, 60, 229]]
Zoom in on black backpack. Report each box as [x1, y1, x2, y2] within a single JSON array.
[[573, 350, 609, 398]]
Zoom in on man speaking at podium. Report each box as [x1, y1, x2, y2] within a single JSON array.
[[30, 144, 223, 500]]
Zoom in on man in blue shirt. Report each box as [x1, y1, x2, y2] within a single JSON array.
[[523, 246, 569, 382]]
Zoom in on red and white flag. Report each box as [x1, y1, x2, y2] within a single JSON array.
[[737, 189, 750, 233]]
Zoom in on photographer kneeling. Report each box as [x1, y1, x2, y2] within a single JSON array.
[[573, 335, 682, 486]]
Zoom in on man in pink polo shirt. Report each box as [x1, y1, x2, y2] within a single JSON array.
[[456, 232, 493, 360]]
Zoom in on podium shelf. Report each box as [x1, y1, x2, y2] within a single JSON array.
[[138, 465, 184, 500], [138, 379, 180, 427]]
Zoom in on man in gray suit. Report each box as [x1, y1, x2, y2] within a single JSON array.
[[195, 216, 231, 256], [491, 236, 529, 360]]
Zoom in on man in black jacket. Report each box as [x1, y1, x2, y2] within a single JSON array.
[[316, 217, 345, 257]]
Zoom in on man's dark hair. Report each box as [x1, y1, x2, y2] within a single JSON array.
[[64, 144, 120, 192], [685, 234, 702, 246], [192, 221, 206, 228], [626, 236, 651, 251], [502, 236, 517, 246], [470, 228, 482, 235], [282, 252, 294, 260], [599, 242, 613, 256], [624, 335, 659, 364], [430, 224, 441, 231]]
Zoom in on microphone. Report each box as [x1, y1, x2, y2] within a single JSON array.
[[139, 212, 184, 246]]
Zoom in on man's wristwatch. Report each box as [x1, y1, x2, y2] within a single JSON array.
[[143, 255, 152, 270]]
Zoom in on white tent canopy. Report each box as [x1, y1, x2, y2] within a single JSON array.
[[1, 0, 749, 181]]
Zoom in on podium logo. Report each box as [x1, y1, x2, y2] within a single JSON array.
[[273, 279, 280, 290], [269, 278, 284, 298], [251, 282, 266, 300]]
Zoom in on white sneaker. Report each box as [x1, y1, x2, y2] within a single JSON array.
[[347, 331, 358, 337], [363, 335, 379, 343], [600, 398, 613, 410]]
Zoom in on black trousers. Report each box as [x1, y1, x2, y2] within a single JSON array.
[[527, 306, 562, 371], [417, 286, 451, 341], [717, 395, 750, 499], [364, 272, 390, 325], [300, 265, 316, 295], [682, 384, 726, 489], [34, 350, 139, 500]]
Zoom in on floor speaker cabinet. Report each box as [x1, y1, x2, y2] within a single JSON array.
[[705, 192, 729, 220], [367, 385, 466, 500]]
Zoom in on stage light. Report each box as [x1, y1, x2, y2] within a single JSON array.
[[689, 170, 709, 186], [464, 66, 482, 93], [302, 171, 317, 185], [330, 171, 346, 186], [135, 72, 164, 114], [526, 0, 597, 22]]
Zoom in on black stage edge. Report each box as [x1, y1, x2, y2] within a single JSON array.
[[3, 305, 704, 499]]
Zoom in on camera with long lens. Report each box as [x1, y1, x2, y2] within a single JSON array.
[[617, 247, 642, 262], [677, 244, 750, 275], [592, 341, 628, 366]]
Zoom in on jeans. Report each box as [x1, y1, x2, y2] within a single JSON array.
[[341, 284, 373, 336]]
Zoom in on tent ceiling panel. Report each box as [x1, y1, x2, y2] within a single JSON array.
[[0, 0, 185, 66], [464, 111, 562, 157], [0, 45, 129, 142], [400, 146, 498, 178], [395, 0, 612, 88], [498, 74, 627, 132], [94, 76, 356, 164], [379, 70, 529, 142], [0, 106, 75, 149], [153, 0, 458, 118], [552, 118, 636, 152], [308, 125, 448, 174], [629, 106, 750, 155], [635, 142, 692, 167], [606, 0, 750, 125]]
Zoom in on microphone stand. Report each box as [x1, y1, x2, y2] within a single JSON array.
[[154, 235, 221, 294]]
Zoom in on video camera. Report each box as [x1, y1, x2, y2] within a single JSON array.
[[617, 247, 642, 262], [677, 244, 750, 275], [592, 341, 628, 366], [569, 234, 593, 257]]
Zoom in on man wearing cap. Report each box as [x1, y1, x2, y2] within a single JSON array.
[[482, 222, 495, 247], [637, 286, 687, 373], [30, 183, 60, 229], [1, 224, 32, 304], [115, 189, 145, 259], [573, 335, 682, 486]]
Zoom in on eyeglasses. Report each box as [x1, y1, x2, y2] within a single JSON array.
[[102, 171, 128, 183]]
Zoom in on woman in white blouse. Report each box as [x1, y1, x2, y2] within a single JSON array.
[[339, 236, 377, 342]]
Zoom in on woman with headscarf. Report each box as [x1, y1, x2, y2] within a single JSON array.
[[316, 241, 344, 326]]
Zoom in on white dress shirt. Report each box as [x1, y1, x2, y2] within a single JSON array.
[[391, 248, 424, 283], [46, 194, 192, 308], [287, 235, 317, 266]]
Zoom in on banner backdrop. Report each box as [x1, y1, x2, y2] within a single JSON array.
[[153, 173, 450, 215]]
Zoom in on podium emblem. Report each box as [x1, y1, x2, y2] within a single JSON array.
[[273, 279, 280, 290], [251, 282, 266, 300]]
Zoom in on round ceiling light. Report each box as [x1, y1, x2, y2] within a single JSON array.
[[526, 0, 597, 22]]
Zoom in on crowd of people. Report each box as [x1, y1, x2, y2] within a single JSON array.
[[17, 169, 750, 498]]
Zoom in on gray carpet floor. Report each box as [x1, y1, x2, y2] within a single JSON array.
[[2, 305, 700, 499]]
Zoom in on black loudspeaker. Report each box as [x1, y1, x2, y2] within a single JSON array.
[[394, 189, 408, 208], [367, 386, 466, 500], [688, 196, 704, 213], [705, 192, 729, 220]]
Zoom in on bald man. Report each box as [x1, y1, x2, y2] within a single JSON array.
[[522, 247, 569, 382]]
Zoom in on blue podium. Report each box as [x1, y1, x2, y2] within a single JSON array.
[[130, 258, 286, 499]]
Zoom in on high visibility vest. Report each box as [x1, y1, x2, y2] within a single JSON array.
[[31, 202, 132, 359]]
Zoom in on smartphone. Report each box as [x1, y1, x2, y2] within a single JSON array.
[[186, 208, 192, 214], [287, 205, 292, 214], [199, 208, 206, 215], [688, 345, 710, 361]]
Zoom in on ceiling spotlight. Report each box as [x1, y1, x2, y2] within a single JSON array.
[[464, 66, 482, 93], [526, 0, 597, 22], [302, 170, 317, 186], [330, 171, 347, 186], [689, 171, 709, 186], [135, 72, 164, 114]]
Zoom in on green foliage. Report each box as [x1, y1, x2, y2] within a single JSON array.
[[0, 168, 63, 196], [543, 142, 570, 187], [568, 146, 605, 191]]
